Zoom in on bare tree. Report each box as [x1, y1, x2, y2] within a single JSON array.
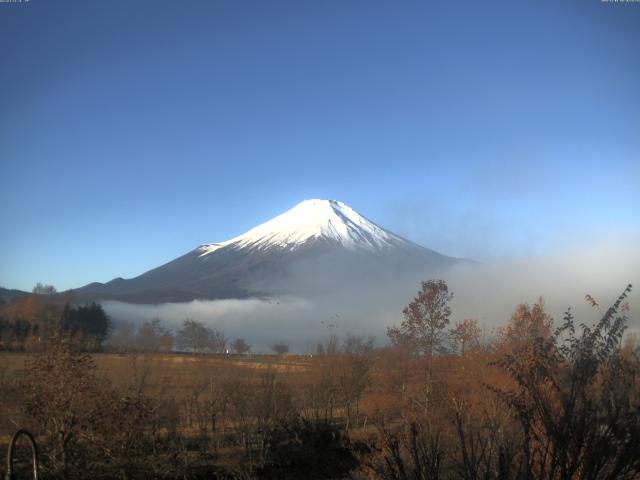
[[108, 321, 135, 350], [379, 422, 444, 480], [450, 319, 481, 355], [181, 364, 230, 441], [252, 370, 295, 459], [305, 342, 341, 422], [176, 319, 210, 353], [231, 337, 251, 354], [32, 282, 57, 295], [135, 318, 173, 351], [270, 342, 290, 355], [387, 280, 453, 358], [21, 336, 106, 477], [208, 328, 227, 354], [338, 333, 375, 430]]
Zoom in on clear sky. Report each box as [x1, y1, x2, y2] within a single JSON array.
[[1, 0, 639, 292]]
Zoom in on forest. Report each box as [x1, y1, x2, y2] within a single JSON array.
[[0, 281, 638, 480]]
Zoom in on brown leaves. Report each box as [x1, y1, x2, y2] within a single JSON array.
[[450, 319, 482, 356], [585, 294, 599, 309], [387, 280, 453, 358]]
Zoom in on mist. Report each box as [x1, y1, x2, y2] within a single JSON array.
[[102, 235, 640, 353], [446, 235, 640, 332]]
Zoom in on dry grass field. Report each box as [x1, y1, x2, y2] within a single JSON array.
[[0, 351, 314, 431], [1, 287, 639, 479]]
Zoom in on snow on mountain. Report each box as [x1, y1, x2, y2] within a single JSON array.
[[197, 199, 416, 256], [74, 199, 459, 303]]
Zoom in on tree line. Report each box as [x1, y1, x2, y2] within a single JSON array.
[[108, 317, 255, 354], [0, 280, 638, 480], [0, 293, 110, 351]]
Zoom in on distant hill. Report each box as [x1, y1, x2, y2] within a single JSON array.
[[0, 286, 29, 304]]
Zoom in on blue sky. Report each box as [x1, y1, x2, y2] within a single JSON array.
[[1, 0, 639, 292]]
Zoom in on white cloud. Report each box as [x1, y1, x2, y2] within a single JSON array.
[[102, 234, 640, 352]]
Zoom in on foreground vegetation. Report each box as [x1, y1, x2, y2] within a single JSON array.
[[0, 283, 638, 479]]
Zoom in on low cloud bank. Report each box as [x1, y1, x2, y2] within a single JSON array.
[[445, 236, 640, 332], [102, 236, 639, 353]]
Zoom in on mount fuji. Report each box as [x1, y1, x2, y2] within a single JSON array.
[[74, 199, 461, 303]]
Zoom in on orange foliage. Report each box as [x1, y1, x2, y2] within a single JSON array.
[[495, 298, 553, 354]]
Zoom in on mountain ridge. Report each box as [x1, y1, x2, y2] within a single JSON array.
[[73, 199, 460, 303]]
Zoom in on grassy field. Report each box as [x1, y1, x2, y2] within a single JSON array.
[[1, 351, 313, 371], [0, 348, 389, 478]]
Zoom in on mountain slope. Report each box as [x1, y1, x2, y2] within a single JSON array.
[[0, 286, 29, 304], [74, 199, 460, 303], [197, 199, 423, 255]]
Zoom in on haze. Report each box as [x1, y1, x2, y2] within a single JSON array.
[[101, 234, 638, 352], [1, 1, 638, 347]]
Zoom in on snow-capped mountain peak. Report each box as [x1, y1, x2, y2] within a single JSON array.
[[198, 199, 414, 256], [76, 198, 458, 303]]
